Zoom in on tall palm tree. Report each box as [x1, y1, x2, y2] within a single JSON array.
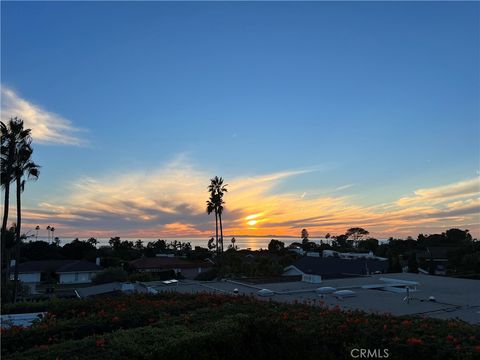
[[12, 137, 40, 302], [1, 118, 31, 287], [1, 119, 34, 292], [50, 227, 55, 241], [207, 177, 228, 254], [46, 225, 51, 242], [35, 225, 40, 241]]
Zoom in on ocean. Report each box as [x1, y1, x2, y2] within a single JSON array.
[[29, 236, 388, 250]]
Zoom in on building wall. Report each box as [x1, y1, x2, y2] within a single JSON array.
[[283, 267, 303, 276], [10, 272, 41, 283], [302, 274, 322, 283], [180, 267, 208, 279], [59, 272, 98, 284]]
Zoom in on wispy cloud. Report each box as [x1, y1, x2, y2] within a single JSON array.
[[16, 156, 480, 238], [1, 85, 87, 146], [396, 178, 480, 207], [335, 184, 354, 191]]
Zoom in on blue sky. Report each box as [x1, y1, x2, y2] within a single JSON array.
[[1, 2, 479, 238]]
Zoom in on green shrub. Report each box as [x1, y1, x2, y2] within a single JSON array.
[[194, 268, 218, 281], [2, 293, 479, 360], [92, 267, 128, 284], [127, 272, 153, 282]]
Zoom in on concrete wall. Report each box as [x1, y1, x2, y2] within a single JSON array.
[[10, 272, 41, 283], [59, 272, 98, 284], [180, 267, 208, 279]]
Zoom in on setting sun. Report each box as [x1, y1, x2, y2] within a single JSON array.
[[245, 214, 260, 221], [247, 220, 258, 226]]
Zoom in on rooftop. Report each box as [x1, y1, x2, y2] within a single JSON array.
[[288, 256, 388, 278], [146, 273, 480, 324], [75, 282, 152, 298], [9, 260, 102, 273], [130, 257, 213, 270]]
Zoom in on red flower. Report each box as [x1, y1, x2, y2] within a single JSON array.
[[338, 324, 348, 332], [383, 324, 388, 331], [281, 312, 289, 320], [401, 320, 412, 328], [446, 335, 455, 342], [96, 339, 106, 347], [407, 337, 423, 345], [112, 316, 120, 322]]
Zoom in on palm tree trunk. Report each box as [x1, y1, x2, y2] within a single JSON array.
[[13, 177, 21, 303], [1, 181, 11, 288], [215, 210, 219, 255], [218, 212, 224, 253]]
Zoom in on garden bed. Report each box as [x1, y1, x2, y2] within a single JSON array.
[[2, 293, 479, 359]]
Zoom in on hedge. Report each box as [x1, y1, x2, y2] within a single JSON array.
[[2, 293, 480, 360]]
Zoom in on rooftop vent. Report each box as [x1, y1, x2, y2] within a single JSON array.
[[333, 290, 356, 299], [315, 287, 337, 294], [257, 289, 274, 297]]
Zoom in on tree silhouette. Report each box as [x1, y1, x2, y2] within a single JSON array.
[[10, 120, 40, 302], [35, 225, 40, 241], [346, 227, 369, 243], [207, 176, 228, 254], [1, 118, 33, 288], [301, 229, 309, 244]]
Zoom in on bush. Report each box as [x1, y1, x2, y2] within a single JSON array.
[[92, 267, 128, 284], [128, 272, 153, 282], [194, 268, 218, 281], [2, 293, 479, 360]]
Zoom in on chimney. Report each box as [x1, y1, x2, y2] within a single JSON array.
[[96, 257, 101, 266], [10, 259, 16, 267]]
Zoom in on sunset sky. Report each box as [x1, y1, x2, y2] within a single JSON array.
[[1, 2, 479, 239]]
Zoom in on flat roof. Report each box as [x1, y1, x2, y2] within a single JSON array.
[[146, 273, 480, 324]]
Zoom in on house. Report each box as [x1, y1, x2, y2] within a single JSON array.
[[283, 256, 388, 280], [322, 250, 387, 261], [75, 282, 157, 298], [415, 247, 458, 275], [130, 256, 213, 279], [9, 259, 103, 285]]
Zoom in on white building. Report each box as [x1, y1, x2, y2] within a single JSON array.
[[322, 250, 387, 261], [9, 259, 103, 285]]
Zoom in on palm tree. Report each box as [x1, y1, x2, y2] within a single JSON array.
[[50, 227, 55, 240], [12, 136, 40, 302], [1, 118, 32, 287], [207, 177, 228, 253], [46, 225, 51, 242], [35, 225, 40, 241]]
